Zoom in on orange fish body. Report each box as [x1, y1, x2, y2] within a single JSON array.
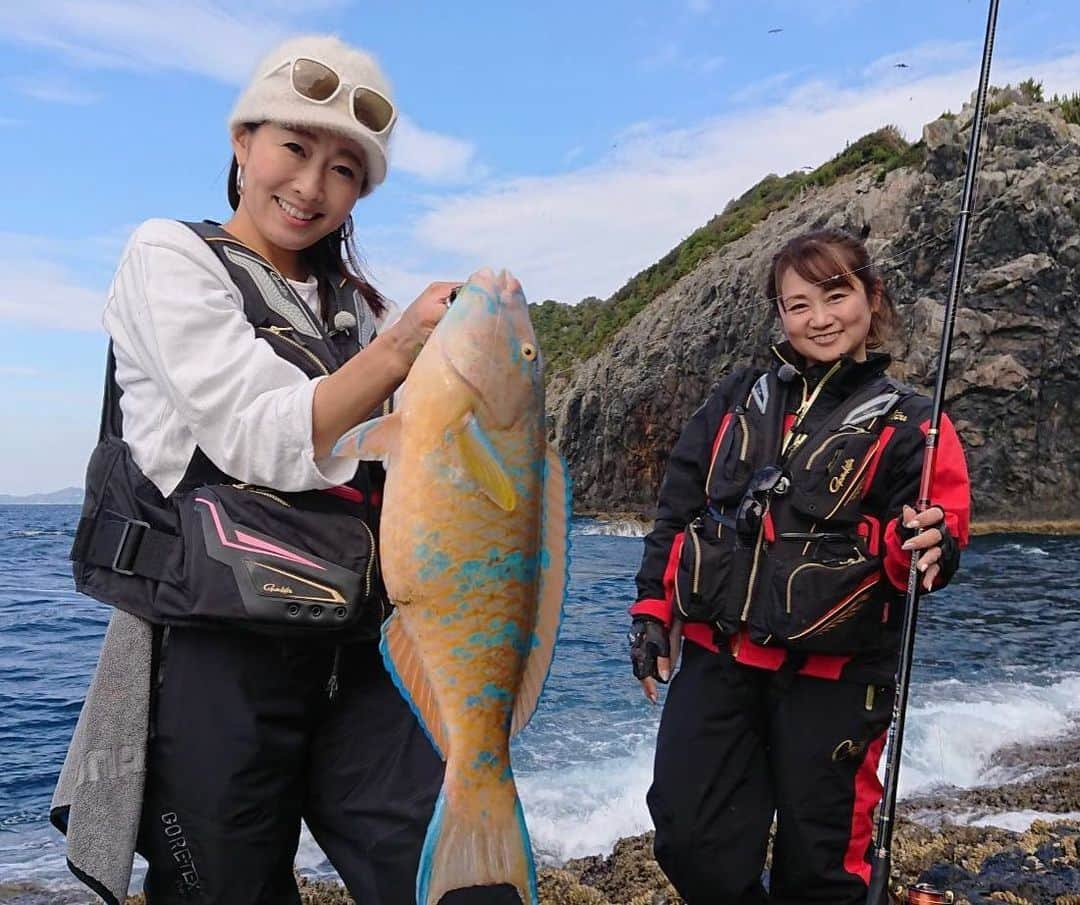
[[335, 269, 569, 905]]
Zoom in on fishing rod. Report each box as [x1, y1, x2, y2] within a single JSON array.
[[866, 1, 1001, 903]]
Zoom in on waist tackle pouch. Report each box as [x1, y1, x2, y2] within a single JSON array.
[[165, 483, 383, 635], [747, 536, 884, 654]]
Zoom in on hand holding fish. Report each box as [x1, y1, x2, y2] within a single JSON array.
[[390, 280, 465, 363]]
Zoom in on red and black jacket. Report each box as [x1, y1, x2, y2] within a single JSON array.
[[631, 343, 971, 685]]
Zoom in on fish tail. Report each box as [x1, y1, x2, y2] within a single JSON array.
[[416, 775, 537, 905]]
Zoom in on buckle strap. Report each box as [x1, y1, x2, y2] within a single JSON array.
[[73, 514, 179, 581]]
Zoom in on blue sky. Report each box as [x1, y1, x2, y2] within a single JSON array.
[[1, 0, 1077, 494]]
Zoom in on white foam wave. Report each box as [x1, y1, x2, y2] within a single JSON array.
[[512, 674, 1080, 862], [897, 673, 1080, 797], [1001, 543, 1050, 557], [574, 519, 649, 538], [520, 742, 656, 864], [296, 822, 339, 880]]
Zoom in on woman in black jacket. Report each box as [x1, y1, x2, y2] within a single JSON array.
[[628, 228, 971, 905]]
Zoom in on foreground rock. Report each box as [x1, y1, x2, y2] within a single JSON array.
[[159, 768, 1075, 905]]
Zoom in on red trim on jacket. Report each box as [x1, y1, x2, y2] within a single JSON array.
[[843, 730, 888, 884], [629, 597, 672, 624], [628, 531, 685, 626], [882, 415, 971, 591], [324, 485, 365, 503], [710, 413, 734, 463], [683, 621, 719, 652], [861, 425, 895, 500]]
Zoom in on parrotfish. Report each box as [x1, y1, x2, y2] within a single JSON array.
[[333, 268, 570, 905]]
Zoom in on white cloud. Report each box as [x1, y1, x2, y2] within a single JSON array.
[[0, 366, 42, 378], [0, 3, 290, 84], [639, 40, 724, 75], [731, 70, 797, 105], [0, 4, 479, 186], [0, 232, 122, 332], [8, 75, 100, 105], [390, 116, 483, 184], [384, 50, 1080, 305], [862, 40, 976, 81]]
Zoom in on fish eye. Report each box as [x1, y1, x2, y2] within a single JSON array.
[[521, 343, 537, 361]]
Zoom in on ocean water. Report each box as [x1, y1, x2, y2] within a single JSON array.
[[1, 505, 1078, 896]]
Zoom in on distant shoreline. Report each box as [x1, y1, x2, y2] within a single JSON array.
[[4, 499, 1078, 537], [578, 510, 1080, 537]]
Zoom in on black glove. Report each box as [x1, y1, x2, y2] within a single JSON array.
[[629, 616, 670, 682], [895, 509, 960, 588]]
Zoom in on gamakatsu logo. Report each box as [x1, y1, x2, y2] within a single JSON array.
[[161, 811, 201, 893], [829, 458, 856, 493], [263, 582, 294, 595]]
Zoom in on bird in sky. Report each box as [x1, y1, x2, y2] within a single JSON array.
[[767, 27, 783, 34], [894, 62, 910, 69]]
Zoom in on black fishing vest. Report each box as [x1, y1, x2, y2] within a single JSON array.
[[69, 221, 388, 638], [674, 357, 912, 654]]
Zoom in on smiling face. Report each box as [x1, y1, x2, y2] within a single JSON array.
[[226, 122, 366, 278], [776, 267, 880, 365]]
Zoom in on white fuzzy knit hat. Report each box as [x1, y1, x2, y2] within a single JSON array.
[[229, 35, 395, 197]]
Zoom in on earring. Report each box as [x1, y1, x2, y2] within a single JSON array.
[[236, 166, 245, 196]]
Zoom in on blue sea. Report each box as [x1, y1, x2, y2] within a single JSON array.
[[2, 504, 1079, 899]]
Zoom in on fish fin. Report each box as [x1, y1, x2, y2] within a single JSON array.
[[456, 414, 517, 512], [511, 443, 571, 737], [417, 784, 537, 905], [331, 413, 401, 463], [379, 613, 448, 759]]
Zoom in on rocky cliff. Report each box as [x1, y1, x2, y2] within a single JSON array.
[[548, 95, 1080, 522]]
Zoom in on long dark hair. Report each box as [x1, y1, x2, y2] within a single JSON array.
[[228, 124, 386, 319], [765, 228, 899, 349]]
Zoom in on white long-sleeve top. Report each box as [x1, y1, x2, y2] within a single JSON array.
[[104, 218, 393, 497]]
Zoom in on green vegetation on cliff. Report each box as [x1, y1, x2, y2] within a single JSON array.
[[532, 126, 924, 377], [1052, 90, 1080, 125]]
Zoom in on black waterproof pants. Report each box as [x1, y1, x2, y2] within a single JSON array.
[[647, 642, 894, 905], [137, 626, 520, 905]]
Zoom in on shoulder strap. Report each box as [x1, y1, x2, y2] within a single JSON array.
[[98, 342, 123, 441], [180, 220, 361, 372], [798, 374, 911, 451]]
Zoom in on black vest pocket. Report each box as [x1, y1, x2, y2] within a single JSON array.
[[747, 540, 884, 654], [673, 512, 750, 637], [786, 428, 882, 526]]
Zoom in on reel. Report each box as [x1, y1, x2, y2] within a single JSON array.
[[904, 883, 954, 905]]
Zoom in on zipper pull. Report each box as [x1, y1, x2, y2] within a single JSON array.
[[326, 645, 342, 701]]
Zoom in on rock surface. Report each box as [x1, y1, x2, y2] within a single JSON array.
[[547, 98, 1080, 522]]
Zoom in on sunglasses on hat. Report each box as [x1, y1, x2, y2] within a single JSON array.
[[266, 57, 397, 136]]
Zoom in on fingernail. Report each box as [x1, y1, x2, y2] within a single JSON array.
[[902, 541, 914, 550], [659, 667, 670, 682], [905, 521, 918, 529]]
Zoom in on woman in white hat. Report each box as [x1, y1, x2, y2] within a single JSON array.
[[60, 34, 517, 905]]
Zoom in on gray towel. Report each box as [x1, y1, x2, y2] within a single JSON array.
[[51, 609, 153, 905]]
